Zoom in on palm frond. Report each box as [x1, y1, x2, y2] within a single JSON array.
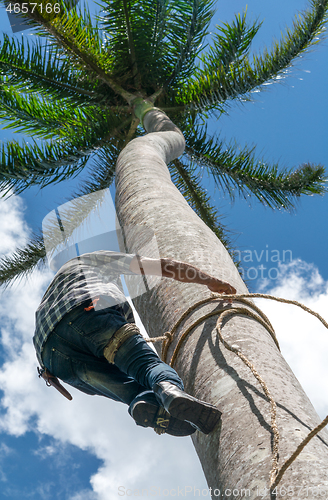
[[204, 10, 262, 71], [164, 0, 215, 87], [0, 34, 109, 106], [98, 0, 214, 93], [0, 80, 130, 140], [172, 0, 328, 112], [183, 124, 327, 210], [0, 86, 87, 139], [45, 1, 112, 74], [0, 112, 132, 195], [0, 0, 134, 102], [0, 138, 89, 195], [0, 231, 47, 288]]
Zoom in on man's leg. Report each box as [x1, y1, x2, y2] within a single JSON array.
[[41, 325, 145, 404], [105, 323, 184, 390], [104, 324, 222, 434], [41, 303, 195, 436]]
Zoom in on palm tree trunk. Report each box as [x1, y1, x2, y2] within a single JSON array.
[[115, 108, 328, 498]]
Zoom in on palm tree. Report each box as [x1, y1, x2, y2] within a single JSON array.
[[0, 0, 328, 493], [116, 104, 328, 496], [0, 0, 327, 284]]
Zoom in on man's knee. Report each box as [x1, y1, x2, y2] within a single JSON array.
[[103, 323, 142, 364]]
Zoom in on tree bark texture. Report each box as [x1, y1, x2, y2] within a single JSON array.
[[115, 109, 328, 499]]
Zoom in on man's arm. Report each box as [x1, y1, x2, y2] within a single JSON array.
[[129, 256, 236, 295]]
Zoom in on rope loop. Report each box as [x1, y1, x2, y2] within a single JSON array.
[[145, 331, 173, 343], [145, 292, 328, 490]]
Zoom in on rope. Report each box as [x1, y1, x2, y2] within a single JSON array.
[[216, 307, 279, 487], [144, 292, 328, 489], [145, 295, 279, 360], [270, 413, 328, 489]]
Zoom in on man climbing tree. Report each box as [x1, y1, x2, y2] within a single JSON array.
[[0, 0, 328, 494], [35, 246, 236, 436]]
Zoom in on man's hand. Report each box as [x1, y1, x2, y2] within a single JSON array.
[[207, 278, 236, 295], [130, 256, 237, 296]]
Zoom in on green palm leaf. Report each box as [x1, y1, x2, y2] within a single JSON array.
[[0, 232, 46, 288], [203, 10, 262, 72], [29, 1, 110, 70], [0, 139, 89, 195], [2, 0, 135, 102], [0, 80, 128, 139], [0, 86, 85, 139], [98, 0, 214, 92], [173, 0, 328, 112], [0, 34, 108, 105], [0, 0, 326, 289], [163, 0, 215, 87], [0, 112, 132, 195], [183, 123, 327, 209]]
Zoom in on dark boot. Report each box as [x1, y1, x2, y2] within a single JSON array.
[[128, 392, 196, 437], [153, 381, 222, 434]]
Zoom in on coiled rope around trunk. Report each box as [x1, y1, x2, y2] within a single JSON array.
[[144, 292, 328, 490]]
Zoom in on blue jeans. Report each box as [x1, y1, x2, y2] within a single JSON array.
[[41, 298, 183, 406]]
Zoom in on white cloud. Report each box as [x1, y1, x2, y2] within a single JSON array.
[[69, 491, 98, 500], [0, 195, 28, 254], [255, 259, 328, 418]]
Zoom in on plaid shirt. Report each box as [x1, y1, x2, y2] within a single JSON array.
[[33, 251, 136, 366]]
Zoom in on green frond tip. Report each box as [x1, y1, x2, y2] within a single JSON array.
[[176, 0, 328, 111], [288, 164, 327, 196], [206, 10, 262, 70], [0, 137, 90, 196], [0, 233, 47, 288], [182, 122, 327, 210]]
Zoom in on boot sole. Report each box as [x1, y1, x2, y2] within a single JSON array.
[[166, 397, 222, 434], [132, 401, 196, 437]]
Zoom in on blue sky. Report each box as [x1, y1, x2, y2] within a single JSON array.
[[0, 1, 327, 499]]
